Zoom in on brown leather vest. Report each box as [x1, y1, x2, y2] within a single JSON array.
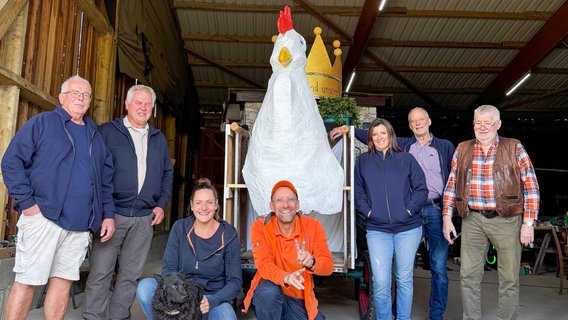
[[454, 137, 524, 218]]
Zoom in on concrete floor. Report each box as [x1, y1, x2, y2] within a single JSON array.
[[27, 258, 567, 320]]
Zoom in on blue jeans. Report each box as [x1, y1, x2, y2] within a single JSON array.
[[420, 202, 449, 320], [367, 226, 422, 320], [136, 277, 237, 320], [251, 280, 326, 320]]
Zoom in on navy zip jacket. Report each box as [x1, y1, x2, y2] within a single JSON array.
[[355, 150, 428, 234], [162, 216, 242, 309], [355, 128, 455, 185], [1, 106, 115, 232], [98, 117, 173, 217]]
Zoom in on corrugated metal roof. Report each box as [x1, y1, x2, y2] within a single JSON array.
[[173, 0, 568, 121]]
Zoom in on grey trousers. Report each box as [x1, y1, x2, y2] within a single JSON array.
[[82, 214, 154, 320], [460, 212, 522, 320]]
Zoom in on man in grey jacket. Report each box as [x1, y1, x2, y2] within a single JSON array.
[[83, 84, 173, 320]]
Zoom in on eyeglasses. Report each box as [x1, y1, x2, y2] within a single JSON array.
[[273, 196, 298, 205], [62, 90, 92, 100], [473, 121, 498, 129]]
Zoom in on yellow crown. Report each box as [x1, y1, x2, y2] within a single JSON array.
[[306, 27, 343, 98]]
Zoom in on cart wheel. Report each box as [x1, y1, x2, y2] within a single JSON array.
[[357, 250, 375, 320]]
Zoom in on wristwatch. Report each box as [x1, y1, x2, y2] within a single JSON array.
[[522, 220, 534, 227], [309, 257, 316, 269]]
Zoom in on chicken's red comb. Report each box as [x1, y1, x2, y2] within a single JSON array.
[[277, 6, 293, 34]]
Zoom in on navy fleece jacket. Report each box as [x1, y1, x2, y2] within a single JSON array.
[[1, 106, 115, 232], [98, 116, 173, 217], [355, 150, 428, 234], [161, 216, 242, 309]]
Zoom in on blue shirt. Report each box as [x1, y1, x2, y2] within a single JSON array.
[[59, 121, 93, 231]]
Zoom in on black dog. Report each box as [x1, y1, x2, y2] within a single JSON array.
[[152, 272, 207, 320]]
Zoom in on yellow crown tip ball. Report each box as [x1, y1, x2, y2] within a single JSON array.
[[313, 27, 322, 35], [272, 35, 277, 43], [333, 40, 341, 48], [334, 48, 342, 57]]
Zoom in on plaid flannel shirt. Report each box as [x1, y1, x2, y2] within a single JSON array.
[[442, 136, 540, 220]]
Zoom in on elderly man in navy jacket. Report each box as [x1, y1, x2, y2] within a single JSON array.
[[83, 84, 173, 320], [1, 75, 115, 320]]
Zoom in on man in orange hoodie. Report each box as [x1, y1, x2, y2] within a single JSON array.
[[242, 180, 334, 320]]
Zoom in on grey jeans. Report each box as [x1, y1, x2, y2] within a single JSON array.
[[82, 214, 154, 320]]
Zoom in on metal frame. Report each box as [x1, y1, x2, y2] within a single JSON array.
[[223, 124, 357, 273]]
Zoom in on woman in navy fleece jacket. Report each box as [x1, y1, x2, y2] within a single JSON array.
[[355, 118, 428, 320], [136, 179, 242, 319]]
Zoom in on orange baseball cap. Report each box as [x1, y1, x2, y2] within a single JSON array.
[[271, 180, 298, 198]]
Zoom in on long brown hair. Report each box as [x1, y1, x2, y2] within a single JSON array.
[[366, 118, 401, 155]]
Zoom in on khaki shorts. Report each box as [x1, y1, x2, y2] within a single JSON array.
[[14, 212, 90, 285]]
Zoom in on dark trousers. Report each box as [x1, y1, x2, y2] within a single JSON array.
[[252, 280, 326, 320]]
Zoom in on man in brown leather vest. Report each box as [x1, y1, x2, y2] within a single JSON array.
[[441, 105, 540, 320]]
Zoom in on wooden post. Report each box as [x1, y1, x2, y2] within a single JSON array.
[[92, 33, 116, 124], [177, 134, 188, 221], [163, 114, 176, 229], [0, 3, 29, 239]]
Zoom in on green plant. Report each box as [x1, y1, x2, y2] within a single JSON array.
[[317, 95, 361, 127]]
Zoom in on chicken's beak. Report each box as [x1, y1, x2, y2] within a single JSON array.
[[278, 47, 291, 67]]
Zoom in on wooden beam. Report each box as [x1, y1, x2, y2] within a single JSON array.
[[194, 81, 254, 88], [173, 2, 366, 14], [173, 2, 552, 20], [189, 58, 270, 68], [356, 64, 502, 73], [190, 59, 568, 75], [0, 65, 58, 110], [0, 0, 28, 39], [183, 33, 350, 45], [379, 8, 551, 20], [354, 86, 562, 96], [185, 47, 266, 89], [366, 38, 526, 49], [182, 33, 526, 50], [475, 1, 568, 107], [341, 0, 380, 81], [75, 0, 113, 35]]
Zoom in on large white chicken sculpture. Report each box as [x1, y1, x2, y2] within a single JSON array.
[[242, 6, 344, 216]]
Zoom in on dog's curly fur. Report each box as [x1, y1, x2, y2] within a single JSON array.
[[152, 272, 207, 320]]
